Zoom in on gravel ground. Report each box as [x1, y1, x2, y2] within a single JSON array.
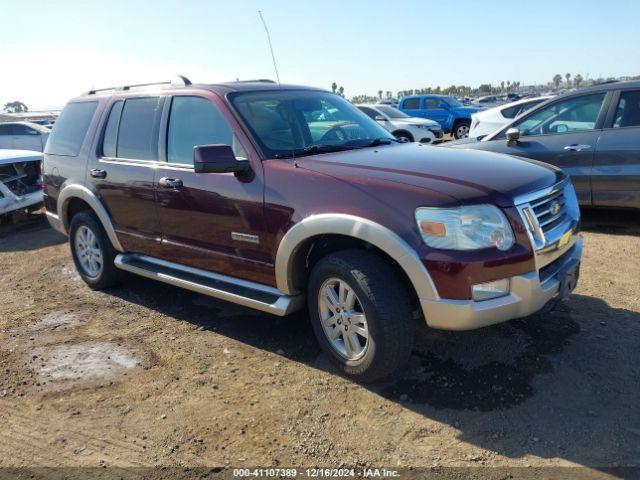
[[0, 210, 639, 479]]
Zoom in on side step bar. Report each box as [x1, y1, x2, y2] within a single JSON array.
[[114, 254, 304, 316]]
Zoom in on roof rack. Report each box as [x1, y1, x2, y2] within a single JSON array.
[[84, 75, 192, 95]]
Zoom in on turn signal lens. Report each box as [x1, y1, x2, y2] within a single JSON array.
[[420, 221, 446, 237]]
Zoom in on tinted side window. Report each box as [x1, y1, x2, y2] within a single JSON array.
[[45, 102, 98, 156], [513, 93, 605, 137], [102, 101, 123, 157], [117, 97, 162, 160], [402, 98, 420, 109], [501, 105, 520, 119], [613, 90, 640, 128], [424, 99, 442, 109], [167, 96, 240, 165], [0, 124, 13, 135], [12, 124, 37, 135], [358, 107, 379, 119]]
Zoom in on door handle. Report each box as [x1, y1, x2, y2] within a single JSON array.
[[564, 144, 591, 152], [158, 177, 183, 189], [90, 169, 107, 179]]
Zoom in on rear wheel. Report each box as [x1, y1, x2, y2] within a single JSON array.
[[69, 211, 121, 289], [307, 250, 414, 382], [453, 120, 471, 139]]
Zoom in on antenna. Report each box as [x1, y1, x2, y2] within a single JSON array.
[[258, 10, 281, 85]]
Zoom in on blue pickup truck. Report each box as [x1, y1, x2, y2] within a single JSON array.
[[398, 95, 481, 139]]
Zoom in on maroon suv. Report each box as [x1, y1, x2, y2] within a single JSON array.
[[43, 77, 582, 381]]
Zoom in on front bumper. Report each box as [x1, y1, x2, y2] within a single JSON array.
[[0, 186, 43, 215], [421, 237, 581, 330]]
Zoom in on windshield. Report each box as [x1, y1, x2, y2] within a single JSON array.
[[230, 90, 396, 158], [444, 97, 463, 108], [375, 105, 409, 119]]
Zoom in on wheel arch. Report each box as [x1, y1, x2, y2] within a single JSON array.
[[275, 214, 438, 302], [57, 184, 124, 251], [392, 129, 414, 142]]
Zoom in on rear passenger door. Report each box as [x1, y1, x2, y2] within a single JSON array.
[[592, 89, 640, 208], [92, 96, 164, 256], [400, 97, 422, 117], [154, 93, 272, 285]]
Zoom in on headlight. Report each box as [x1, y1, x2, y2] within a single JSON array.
[[415, 205, 515, 251], [411, 124, 431, 129]]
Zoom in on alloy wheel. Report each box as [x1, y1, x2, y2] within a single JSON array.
[[317, 277, 369, 360], [74, 225, 103, 278]]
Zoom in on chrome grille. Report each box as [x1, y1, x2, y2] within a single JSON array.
[[530, 187, 568, 234]]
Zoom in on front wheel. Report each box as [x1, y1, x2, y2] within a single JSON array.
[[453, 120, 471, 139], [307, 250, 414, 382]]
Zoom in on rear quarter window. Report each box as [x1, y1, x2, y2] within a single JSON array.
[[45, 101, 98, 156]]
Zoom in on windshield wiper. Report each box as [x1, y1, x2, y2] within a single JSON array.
[[298, 144, 354, 156], [365, 138, 396, 146]]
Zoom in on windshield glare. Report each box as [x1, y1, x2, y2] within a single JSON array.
[[230, 90, 395, 157], [375, 105, 409, 119]]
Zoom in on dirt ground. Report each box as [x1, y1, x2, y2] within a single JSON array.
[[0, 209, 639, 479]]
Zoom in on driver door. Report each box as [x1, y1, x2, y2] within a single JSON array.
[[476, 92, 609, 205]]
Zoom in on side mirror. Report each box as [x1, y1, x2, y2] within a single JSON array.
[[194, 145, 249, 174], [374, 114, 386, 122], [506, 128, 520, 145]]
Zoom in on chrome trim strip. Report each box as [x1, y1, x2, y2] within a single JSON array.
[[275, 213, 439, 301], [56, 184, 124, 251], [513, 178, 568, 206], [231, 232, 260, 244], [115, 253, 303, 316]]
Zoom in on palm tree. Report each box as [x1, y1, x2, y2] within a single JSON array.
[[553, 74, 562, 89], [331, 82, 337, 93], [3, 101, 28, 113], [338, 86, 344, 97], [574, 74, 583, 88], [377, 90, 383, 100], [565, 73, 571, 88]]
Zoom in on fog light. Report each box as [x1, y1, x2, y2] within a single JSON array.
[[472, 279, 510, 301]]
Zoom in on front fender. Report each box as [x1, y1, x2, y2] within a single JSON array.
[[274, 213, 438, 302]]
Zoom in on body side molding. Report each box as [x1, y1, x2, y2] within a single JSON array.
[[274, 213, 439, 301], [56, 183, 124, 252]]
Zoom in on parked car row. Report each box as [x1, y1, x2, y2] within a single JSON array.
[[0, 121, 50, 152], [445, 81, 640, 209], [356, 104, 444, 143], [469, 95, 554, 137]]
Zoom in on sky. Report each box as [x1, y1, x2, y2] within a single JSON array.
[[1, 0, 639, 110]]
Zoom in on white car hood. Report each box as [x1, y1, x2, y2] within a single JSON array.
[[0, 149, 43, 166], [393, 117, 440, 127]]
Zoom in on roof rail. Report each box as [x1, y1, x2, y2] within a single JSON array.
[[232, 79, 277, 84], [84, 75, 192, 95]]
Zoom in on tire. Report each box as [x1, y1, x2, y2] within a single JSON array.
[[393, 131, 413, 143], [69, 210, 121, 290], [307, 249, 414, 382], [453, 120, 471, 139]]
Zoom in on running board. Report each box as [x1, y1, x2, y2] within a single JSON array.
[[114, 254, 304, 316]]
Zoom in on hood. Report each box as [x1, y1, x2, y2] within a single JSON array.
[[393, 117, 440, 127], [456, 106, 482, 115], [297, 143, 562, 207]]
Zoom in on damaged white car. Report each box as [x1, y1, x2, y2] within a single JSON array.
[[0, 150, 44, 221]]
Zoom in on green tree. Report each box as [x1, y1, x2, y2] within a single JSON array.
[[574, 74, 583, 88], [3, 101, 28, 113], [331, 82, 337, 93], [377, 90, 383, 100], [338, 86, 344, 97], [553, 74, 562, 89], [565, 73, 571, 87]]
